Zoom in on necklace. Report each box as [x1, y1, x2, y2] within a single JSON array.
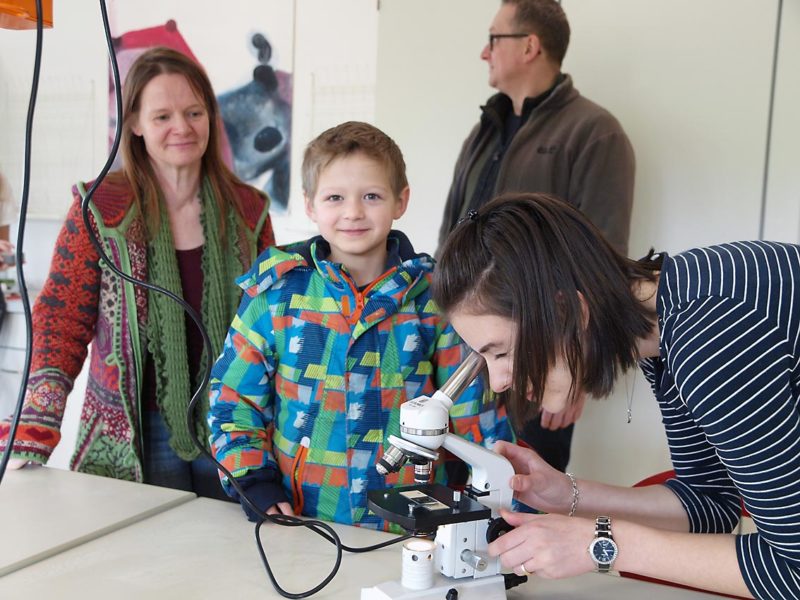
[[625, 371, 636, 424]]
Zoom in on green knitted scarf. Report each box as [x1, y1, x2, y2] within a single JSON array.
[[145, 177, 244, 460]]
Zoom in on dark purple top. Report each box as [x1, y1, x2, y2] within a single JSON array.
[[143, 245, 205, 412]]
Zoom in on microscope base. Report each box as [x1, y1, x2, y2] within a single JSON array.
[[361, 574, 507, 599]]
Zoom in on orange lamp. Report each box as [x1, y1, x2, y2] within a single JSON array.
[[0, 0, 53, 30]]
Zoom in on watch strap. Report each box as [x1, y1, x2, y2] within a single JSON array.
[[596, 516, 612, 537], [592, 516, 616, 573]]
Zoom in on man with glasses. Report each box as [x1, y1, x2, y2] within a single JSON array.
[[437, 0, 635, 474]]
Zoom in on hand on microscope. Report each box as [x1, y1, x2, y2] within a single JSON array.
[[486, 440, 597, 578], [487, 509, 595, 579], [491, 440, 574, 513]]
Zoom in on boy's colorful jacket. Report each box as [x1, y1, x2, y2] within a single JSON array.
[[208, 231, 512, 529]]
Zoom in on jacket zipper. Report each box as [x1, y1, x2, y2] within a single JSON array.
[[291, 436, 311, 515], [343, 266, 397, 325]]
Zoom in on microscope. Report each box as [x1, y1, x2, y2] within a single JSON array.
[[361, 352, 526, 599]]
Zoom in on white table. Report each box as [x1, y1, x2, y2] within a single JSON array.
[[0, 495, 728, 599], [0, 466, 195, 576]]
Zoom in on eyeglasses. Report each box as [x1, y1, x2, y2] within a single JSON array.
[[488, 33, 530, 51]]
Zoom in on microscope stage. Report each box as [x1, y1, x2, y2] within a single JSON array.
[[367, 483, 491, 533]]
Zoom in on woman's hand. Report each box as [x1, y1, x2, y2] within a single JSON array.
[[488, 510, 596, 579], [493, 440, 574, 514]]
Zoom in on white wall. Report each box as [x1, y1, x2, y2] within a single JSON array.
[[762, 0, 800, 242], [566, 0, 798, 485], [281, 0, 378, 241], [0, 2, 109, 289], [375, 0, 496, 256], [1, 1, 798, 489], [374, 0, 799, 486], [564, 0, 787, 255]]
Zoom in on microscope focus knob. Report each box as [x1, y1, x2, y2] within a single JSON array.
[[460, 549, 488, 571], [486, 516, 514, 543]]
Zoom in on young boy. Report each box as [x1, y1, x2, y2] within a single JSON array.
[[208, 121, 512, 529]]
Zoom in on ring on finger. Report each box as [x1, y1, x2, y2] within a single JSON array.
[[519, 563, 533, 576]]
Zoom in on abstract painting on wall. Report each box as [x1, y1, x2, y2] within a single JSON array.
[[108, 0, 293, 212]]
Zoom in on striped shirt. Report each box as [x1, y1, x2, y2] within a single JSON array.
[[640, 241, 800, 599]]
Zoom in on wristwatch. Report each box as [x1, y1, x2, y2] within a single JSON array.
[[588, 516, 618, 573]]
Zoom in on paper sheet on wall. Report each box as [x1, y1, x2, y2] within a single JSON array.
[[310, 64, 376, 136], [0, 76, 97, 221]]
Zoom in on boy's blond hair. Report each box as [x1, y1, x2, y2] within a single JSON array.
[[301, 121, 408, 197]]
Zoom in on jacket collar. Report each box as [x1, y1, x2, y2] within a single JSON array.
[[308, 230, 432, 293], [481, 73, 576, 128], [238, 230, 434, 305]]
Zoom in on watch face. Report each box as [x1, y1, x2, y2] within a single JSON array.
[[590, 538, 618, 564]]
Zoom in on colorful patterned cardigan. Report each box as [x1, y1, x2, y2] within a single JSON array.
[[0, 176, 274, 481]]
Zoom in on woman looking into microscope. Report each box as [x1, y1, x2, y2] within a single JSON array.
[[433, 193, 800, 599]]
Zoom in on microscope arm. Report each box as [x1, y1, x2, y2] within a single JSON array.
[[441, 433, 515, 513], [386, 351, 516, 513]]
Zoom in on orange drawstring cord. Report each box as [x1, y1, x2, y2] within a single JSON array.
[[290, 437, 310, 515]]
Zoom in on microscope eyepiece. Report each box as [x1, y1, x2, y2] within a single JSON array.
[[438, 351, 485, 402]]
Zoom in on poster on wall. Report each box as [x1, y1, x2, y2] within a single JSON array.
[[108, 0, 293, 213]]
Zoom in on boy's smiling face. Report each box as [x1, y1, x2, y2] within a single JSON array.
[[305, 152, 409, 281]]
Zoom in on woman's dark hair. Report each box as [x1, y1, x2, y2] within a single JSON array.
[[433, 193, 661, 425]]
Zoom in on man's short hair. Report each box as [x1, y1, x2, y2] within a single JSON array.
[[302, 121, 408, 197], [503, 0, 570, 65]]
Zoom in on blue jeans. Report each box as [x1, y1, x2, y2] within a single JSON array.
[[143, 410, 230, 501]]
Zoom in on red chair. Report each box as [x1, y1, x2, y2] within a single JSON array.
[[619, 470, 750, 599]]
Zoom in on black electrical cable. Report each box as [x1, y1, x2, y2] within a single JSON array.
[[0, 0, 43, 485], [79, 2, 408, 597], [255, 520, 414, 599]]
